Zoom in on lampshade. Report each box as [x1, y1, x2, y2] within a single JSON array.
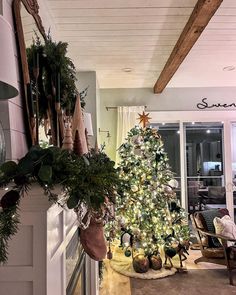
[[84, 112, 94, 136], [0, 16, 19, 99]]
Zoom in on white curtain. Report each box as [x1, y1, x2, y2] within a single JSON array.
[[116, 106, 145, 165]]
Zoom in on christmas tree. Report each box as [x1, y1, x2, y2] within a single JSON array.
[[115, 113, 189, 270]]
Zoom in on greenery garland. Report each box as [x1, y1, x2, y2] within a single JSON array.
[[26, 33, 81, 120], [0, 146, 119, 263], [0, 206, 20, 263]]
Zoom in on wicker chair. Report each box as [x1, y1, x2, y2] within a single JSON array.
[[191, 209, 236, 285]]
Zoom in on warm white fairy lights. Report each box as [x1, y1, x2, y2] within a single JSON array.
[[116, 125, 189, 256]]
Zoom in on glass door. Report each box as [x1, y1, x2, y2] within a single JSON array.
[[153, 123, 181, 202], [185, 122, 225, 213], [231, 123, 236, 219]]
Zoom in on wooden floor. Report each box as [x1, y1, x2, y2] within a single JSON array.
[[99, 249, 226, 295]]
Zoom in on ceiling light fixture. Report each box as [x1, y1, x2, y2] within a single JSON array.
[[122, 68, 133, 73], [223, 66, 235, 71]]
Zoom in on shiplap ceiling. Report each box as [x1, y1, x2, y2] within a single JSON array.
[[21, 3, 44, 46], [36, 0, 236, 89]]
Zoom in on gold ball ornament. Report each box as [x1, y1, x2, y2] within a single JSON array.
[[152, 216, 157, 223], [131, 184, 139, 192], [149, 254, 162, 270], [132, 254, 150, 273]]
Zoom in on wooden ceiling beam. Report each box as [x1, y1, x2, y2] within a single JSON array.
[[153, 0, 223, 94]]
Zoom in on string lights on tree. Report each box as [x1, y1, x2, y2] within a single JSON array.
[[114, 112, 189, 273]]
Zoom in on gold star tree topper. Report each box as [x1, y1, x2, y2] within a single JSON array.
[[138, 111, 151, 128]]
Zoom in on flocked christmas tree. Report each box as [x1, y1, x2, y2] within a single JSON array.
[[115, 112, 189, 272]]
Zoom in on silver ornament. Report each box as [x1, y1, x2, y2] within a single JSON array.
[[122, 232, 131, 246], [168, 179, 179, 188]]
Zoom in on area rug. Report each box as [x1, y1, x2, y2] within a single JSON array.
[[110, 246, 177, 279], [130, 269, 236, 295]]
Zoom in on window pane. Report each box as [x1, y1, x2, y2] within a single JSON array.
[[153, 123, 180, 176], [185, 122, 225, 213], [152, 123, 181, 201]]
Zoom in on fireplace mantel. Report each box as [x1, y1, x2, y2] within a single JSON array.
[[0, 186, 79, 295]]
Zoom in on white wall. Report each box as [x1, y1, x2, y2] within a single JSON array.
[[99, 86, 236, 160], [0, 0, 56, 162], [0, 0, 28, 161], [96, 78, 101, 147], [76, 71, 98, 148]]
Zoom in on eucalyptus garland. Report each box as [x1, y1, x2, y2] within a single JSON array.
[[0, 146, 119, 263]]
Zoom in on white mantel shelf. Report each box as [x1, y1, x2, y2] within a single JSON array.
[[0, 185, 79, 295]]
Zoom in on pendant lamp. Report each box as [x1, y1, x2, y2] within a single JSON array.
[[0, 16, 19, 99]]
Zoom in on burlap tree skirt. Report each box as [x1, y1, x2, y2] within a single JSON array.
[[110, 246, 178, 279]]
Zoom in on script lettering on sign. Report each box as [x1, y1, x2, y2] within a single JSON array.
[[197, 98, 236, 110]]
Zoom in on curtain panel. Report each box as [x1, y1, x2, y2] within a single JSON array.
[[116, 106, 145, 165]]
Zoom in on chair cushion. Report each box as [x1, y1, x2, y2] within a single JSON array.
[[214, 215, 236, 247], [194, 209, 229, 248]]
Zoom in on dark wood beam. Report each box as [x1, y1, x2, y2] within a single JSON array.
[[153, 0, 223, 94]]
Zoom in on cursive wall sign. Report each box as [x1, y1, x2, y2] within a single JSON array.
[[197, 98, 236, 110]]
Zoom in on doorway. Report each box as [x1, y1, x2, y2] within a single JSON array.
[[185, 122, 225, 213], [150, 110, 236, 218]]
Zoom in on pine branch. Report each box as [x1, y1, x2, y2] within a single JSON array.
[[0, 206, 20, 264]]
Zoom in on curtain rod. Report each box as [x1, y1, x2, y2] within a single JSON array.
[[106, 105, 147, 111]]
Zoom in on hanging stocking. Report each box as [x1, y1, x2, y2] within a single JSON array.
[[80, 215, 107, 261]]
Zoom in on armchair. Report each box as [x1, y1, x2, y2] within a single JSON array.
[[191, 209, 236, 285]]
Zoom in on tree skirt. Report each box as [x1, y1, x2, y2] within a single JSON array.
[[110, 246, 177, 279]]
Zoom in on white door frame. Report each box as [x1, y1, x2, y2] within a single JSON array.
[[150, 110, 236, 219]]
